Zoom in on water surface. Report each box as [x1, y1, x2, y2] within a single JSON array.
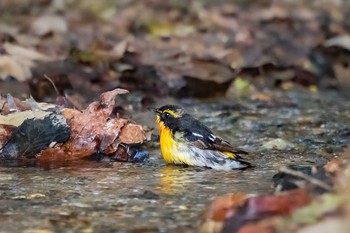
[[0, 89, 349, 233]]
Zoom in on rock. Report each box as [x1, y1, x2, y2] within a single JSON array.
[[26, 193, 46, 199], [262, 138, 295, 150]]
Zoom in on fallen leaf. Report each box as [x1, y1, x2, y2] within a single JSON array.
[[39, 88, 146, 161], [111, 40, 128, 60], [0, 111, 51, 126], [202, 193, 251, 222], [3, 43, 52, 62], [325, 156, 346, 174], [119, 123, 146, 144], [0, 55, 28, 81], [221, 189, 311, 233], [289, 194, 344, 226], [31, 15, 68, 36], [258, 5, 289, 21], [0, 124, 16, 148], [0, 113, 70, 159], [1, 43, 55, 81], [238, 223, 274, 233], [0, 94, 32, 114], [297, 218, 346, 233], [199, 193, 251, 233]]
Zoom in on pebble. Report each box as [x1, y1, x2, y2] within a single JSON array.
[[26, 193, 46, 199], [262, 138, 295, 150], [23, 230, 55, 233]]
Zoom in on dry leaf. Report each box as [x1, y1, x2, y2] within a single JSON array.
[[39, 88, 146, 161], [31, 15, 68, 36]]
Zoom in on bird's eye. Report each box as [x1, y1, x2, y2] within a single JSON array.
[[164, 112, 170, 118]]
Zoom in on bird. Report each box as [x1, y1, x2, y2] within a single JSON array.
[[151, 105, 251, 170]]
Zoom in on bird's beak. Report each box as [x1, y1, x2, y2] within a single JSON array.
[[148, 107, 161, 114]]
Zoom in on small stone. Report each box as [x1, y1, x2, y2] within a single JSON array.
[[68, 202, 91, 208], [178, 205, 187, 210], [26, 193, 46, 199], [262, 138, 294, 150], [0, 174, 14, 181], [12, 195, 26, 200], [141, 190, 160, 200], [23, 229, 55, 233]]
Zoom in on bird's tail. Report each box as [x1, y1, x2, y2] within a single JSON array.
[[235, 158, 254, 169], [210, 157, 253, 170]]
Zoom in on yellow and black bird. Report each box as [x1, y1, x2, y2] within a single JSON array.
[[152, 105, 251, 170]]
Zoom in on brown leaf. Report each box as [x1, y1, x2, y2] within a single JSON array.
[[111, 40, 129, 60], [0, 55, 28, 81], [39, 88, 145, 160], [244, 189, 311, 216], [1, 43, 55, 81], [220, 189, 311, 233], [238, 223, 274, 233], [325, 156, 346, 174], [0, 124, 16, 148], [200, 189, 311, 233], [199, 193, 250, 233], [203, 193, 250, 221], [119, 123, 146, 144], [0, 95, 32, 115]]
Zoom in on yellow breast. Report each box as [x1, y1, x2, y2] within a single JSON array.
[[156, 116, 178, 163]]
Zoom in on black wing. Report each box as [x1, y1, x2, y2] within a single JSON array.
[[181, 114, 248, 158]]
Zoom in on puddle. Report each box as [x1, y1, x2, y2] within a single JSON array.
[[0, 89, 349, 232]]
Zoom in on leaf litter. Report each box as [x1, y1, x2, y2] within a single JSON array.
[[1, 0, 350, 101], [200, 148, 350, 233], [0, 89, 147, 162]]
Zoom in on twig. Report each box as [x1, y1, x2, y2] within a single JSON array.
[[64, 93, 84, 111], [44, 74, 59, 95], [279, 166, 333, 192]]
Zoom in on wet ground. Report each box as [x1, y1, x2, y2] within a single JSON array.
[[0, 88, 349, 233]]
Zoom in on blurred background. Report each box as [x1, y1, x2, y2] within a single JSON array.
[[1, 0, 350, 105]]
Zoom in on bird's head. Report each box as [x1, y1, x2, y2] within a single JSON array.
[[151, 105, 185, 130]]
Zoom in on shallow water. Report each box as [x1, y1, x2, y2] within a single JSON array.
[[0, 89, 349, 233], [0, 162, 274, 233]]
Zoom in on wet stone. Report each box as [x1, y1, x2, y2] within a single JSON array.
[[26, 193, 46, 199], [127, 190, 160, 200], [262, 138, 295, 150]]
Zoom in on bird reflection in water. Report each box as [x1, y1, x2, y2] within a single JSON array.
[[156, 165, 202, 195]]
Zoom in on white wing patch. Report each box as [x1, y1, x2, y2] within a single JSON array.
[[192, 132, 203, 138], [208, 134, 216, 142]]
